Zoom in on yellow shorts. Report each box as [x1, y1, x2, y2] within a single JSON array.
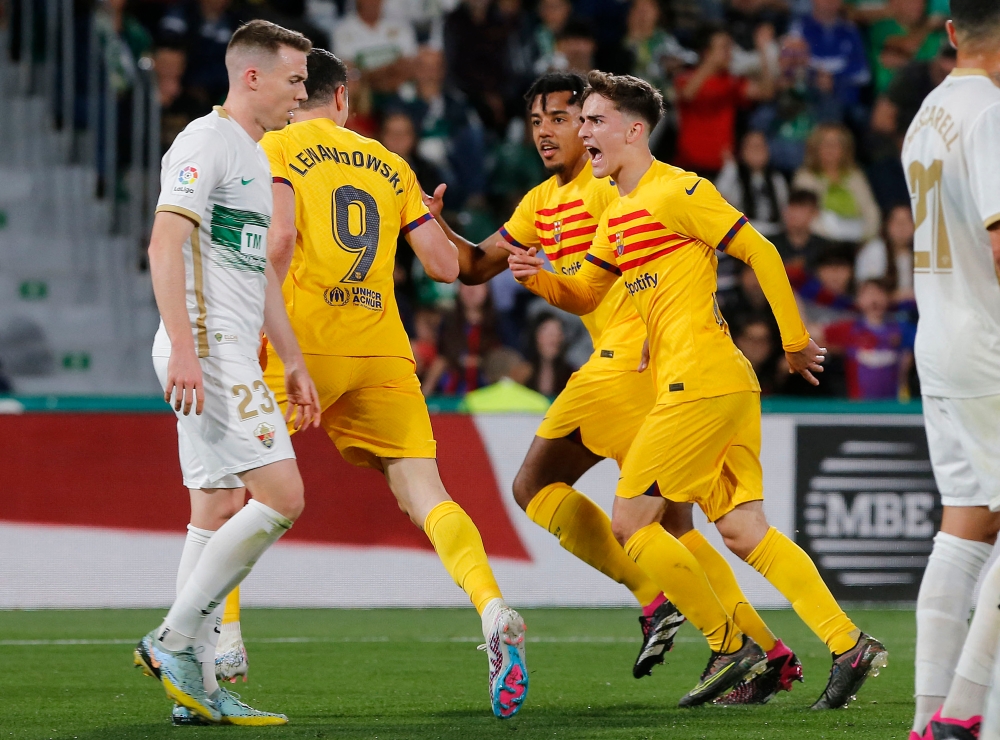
[[536, 364, 656, 467], [263, 350, 436, 470], [617, 391, 764, 522]]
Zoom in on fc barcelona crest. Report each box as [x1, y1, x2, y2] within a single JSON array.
[[615, 231, 625, 256], [254, 422, 276, 449], [553, 219, 563, 244]]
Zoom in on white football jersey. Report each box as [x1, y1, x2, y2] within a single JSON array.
[[152, 106, 273, 361], [902, 70, 1000, 398]]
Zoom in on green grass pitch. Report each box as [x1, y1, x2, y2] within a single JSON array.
[[0, 607, 915, 739]]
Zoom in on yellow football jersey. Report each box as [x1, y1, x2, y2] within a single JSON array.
[[500, 161, 643, 369], [527, 160, 806, 405], [262, 118, 430, 359]]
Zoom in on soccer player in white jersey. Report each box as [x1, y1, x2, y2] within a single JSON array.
[[902, 1, 1000, 737], [131, 20, 321, 726]]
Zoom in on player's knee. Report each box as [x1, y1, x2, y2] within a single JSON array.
[[611, 517, 636, 548], [511, 468, 541, 512]]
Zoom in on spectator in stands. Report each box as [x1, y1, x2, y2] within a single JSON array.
[[794, 123, 881, 243], [97, 0, 153, 90], [412, 306, 445, 394], [158, 0, 238, 106], [749, 33, 841, 173], [436, 282, 501, 395], [459, 347, 550, 412], [771, 189, 836, 268], [733, 317, 780, 394], [525, 314, 573, 397], [825, 279, 914, 400], [855, 203, 915, 301], [444, 0, 515, 131], [333, 0, 417, 93], [716, 130, 788, 237], [386, 47, 486, 209], [552, 20, 597, 75], [867, 0, 947, 93], [380, 111, 446, 196], [845, 0, 947, 30], [789, 0, 870, 121], [156, 46, 204, 153], [527, 0, 572, 74], [718, 262, 780, 342], [725, 0, 786, 78], [344, 64, 379, 137], [870, 39, 955, 152], [674, 25, 775, 178], [796, 244, 857, 336]]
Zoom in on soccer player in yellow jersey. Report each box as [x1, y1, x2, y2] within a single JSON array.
[[426, 72, 802, 703], [260, 49, 528, 719], [506, 71, 889, 709]]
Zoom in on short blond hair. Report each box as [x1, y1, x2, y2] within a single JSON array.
[[227, 20, 312, 57]]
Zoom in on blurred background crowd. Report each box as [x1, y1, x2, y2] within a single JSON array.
[[46, 0, 938, 403]]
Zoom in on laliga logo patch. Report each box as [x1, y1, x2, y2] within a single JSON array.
[[173, 164, 199, 194], [254, 422, 276, 449], [615, 231, 625, 256], [324, 286, 349, 306], [178, 165, 198, 185]]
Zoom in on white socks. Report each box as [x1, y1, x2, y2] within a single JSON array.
[[942, 552, 1000, 722], [481, 597, 505, 640], [172, 524, 223, 693], [914, 531, 991, 731], [159, 500, 291, 649]]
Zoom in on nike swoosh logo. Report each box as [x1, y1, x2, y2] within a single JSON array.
[[241, 177, 254, 185], [851, 651, 864, 669], [685, 180, 701, 196]]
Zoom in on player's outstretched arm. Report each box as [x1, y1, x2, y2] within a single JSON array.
[[422, 184, 509, 285], [261, 261, 320, 430], [725, 224, 827, 385], [501, 242, 611, 316], [268, 181, 297, 283], [406, 216, 460, 283], [148, 211, 204, 416]]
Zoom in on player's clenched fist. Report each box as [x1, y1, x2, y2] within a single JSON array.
[[785, 338, 826, 386], [165, 348, 205, 416]]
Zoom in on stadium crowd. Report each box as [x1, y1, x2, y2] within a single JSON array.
[[93, 0, 936, 402]]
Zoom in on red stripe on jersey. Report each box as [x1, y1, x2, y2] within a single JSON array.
[[536, 199, 584, 217], [619, 233, 684, 256], [533, 211, 593, 231], [620, 221, 670, 239], [545, 242, 590, 261], [608, 210, 651, 227], [618, 239, 695, 271], [539, 224, 598, 246]]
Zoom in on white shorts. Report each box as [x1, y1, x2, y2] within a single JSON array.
[[924, 394, 1000, 510], [153, 354, 295, 490]]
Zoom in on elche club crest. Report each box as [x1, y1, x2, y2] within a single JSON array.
[[553, 219, 563, 244], [254, 422, 276, 449], [615, 231, 625, 256]]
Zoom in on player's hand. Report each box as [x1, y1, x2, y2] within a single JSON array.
[[785, 338, 826, 386], [498, 241, 544, 280], [283, 361, 321, 431], [638, 338, 650, 373], [165, 347, 204, 416], [421, 183, 447, 219]]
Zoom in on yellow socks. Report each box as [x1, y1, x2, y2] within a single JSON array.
[[625, 523, 742, 653], [680, 529, 777, 653], [746, 527, 858, 655], [526, 483, 662, 608], [424, 501, 503, 615], [222, 586, 240, 625]]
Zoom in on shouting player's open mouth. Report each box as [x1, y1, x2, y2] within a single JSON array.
[[586, 146, 603, 167]]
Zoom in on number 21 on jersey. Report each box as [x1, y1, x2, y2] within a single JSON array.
[[332, 185, 381, 283], [908, 159, 952, 273]]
